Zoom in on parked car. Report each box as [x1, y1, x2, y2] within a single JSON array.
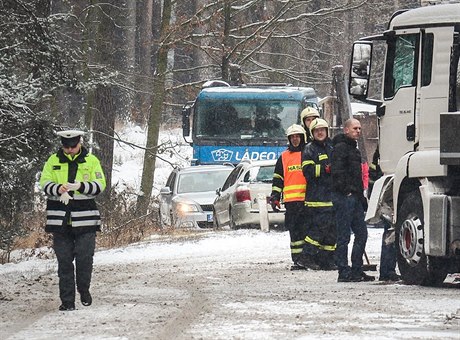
[[213, 160, 285, 229], [159, 165, 233, 228]]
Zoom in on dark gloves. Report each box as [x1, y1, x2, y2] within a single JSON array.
[[270, 196, 281, 212]]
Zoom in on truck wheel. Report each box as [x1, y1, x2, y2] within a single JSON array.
[[395, 191, 448, 286]]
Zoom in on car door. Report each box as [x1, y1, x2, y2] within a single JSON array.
[[159, 171, 177, 225], [214, 165, 243, 226]]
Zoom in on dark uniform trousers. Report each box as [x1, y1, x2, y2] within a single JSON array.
[[53, 228, 96, 304], [302, 209, 336, 266], [285, 201, 307, 263]]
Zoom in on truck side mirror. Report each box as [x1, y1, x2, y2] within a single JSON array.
[[349, 42, 372, 98], [406, 123, 415, 141], [182, 103, 192, 138]]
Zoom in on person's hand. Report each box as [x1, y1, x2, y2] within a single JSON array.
[[59, 192, 73, 205], [360, 194, 368, 211], [58, 185, 67, 194], [324, 164, 331, 174], [66, 182, 81, 191], [270, 198, 281, 212]]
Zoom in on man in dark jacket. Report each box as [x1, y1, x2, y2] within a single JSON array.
[[301, 118, 336, 270], [331, 119, 375, 282]]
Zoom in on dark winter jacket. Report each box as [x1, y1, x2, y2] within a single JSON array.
[[301, 139, 333, 209], [331, 133, 363, 195]]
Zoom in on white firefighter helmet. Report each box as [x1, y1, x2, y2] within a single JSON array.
[[286, 124, 306, 142], [309, 118, 329, 136], [300, 107, 320, 127]]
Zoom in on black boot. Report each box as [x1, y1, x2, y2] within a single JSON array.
[[80, 291, 92, 306], [59, 302, 75, 311], [298, 254, 321, 270]]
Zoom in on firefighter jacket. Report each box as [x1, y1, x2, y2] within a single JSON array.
[[331, 133, 364, 195], [40, 146, 106, 233], [301, 139, 333, 209], [271, 143, 306, 203]]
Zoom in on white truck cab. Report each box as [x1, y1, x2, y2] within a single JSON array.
[[349, 3, 460, 285]]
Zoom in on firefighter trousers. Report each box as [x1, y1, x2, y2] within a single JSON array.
[[302, 209, 336, 266], [284, 201, 308, 263]]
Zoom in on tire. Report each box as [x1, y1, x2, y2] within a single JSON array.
[[229, 207, 237, 229], [395, 191, 448, 286], [213, 208, 220, 229]]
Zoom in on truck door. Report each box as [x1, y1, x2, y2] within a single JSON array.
[[379, 31, 419, 174], [417, 27, 452, 151]]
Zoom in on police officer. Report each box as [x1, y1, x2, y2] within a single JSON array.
[[300, 107, 320, 142], [270, 124, 308, 270], [40, 130, 106, 311], [301, 118, 336, 270]]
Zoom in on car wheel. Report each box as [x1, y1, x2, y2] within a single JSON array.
[[159, 207, 169, 228], [213, 208, 220, 229], [229, 207, 237, 229], [170, 212, 176, 228], [395, 191, 448, 286]]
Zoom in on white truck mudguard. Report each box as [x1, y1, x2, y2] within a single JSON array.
[[365, 174, 393, 224]]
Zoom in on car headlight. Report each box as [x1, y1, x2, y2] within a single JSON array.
[[177, 202, 200, 213]]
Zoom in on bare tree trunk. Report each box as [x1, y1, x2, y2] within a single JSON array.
[[133, 0, 153, 125], [136, 0, 172, 215], [93, 85, 115, 193], [221, 0, 231, 81], [91, 0, 117, 196]]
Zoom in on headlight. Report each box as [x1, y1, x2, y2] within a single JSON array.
[[177, 202, 200, 213]]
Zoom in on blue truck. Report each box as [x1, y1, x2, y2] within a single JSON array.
[[182, 81, 319, 165]]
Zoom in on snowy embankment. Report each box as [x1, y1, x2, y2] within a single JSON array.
[[111, 125, 193, 196]]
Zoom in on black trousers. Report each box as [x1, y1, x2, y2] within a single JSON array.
[[285, 201, 308, 263], [53, 230, 96, 304], [303, 209, 336, 263]]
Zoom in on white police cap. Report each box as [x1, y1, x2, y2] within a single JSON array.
[[56, 130, 85, 138]]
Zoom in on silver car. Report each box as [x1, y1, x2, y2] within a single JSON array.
[[213, 160, 285, 229], [159, 165, 233, 228]]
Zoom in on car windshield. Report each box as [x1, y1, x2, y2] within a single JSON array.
[[243, 165, 275, 183], [177, 169, 232, 194]]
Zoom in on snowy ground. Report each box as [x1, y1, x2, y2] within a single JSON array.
[[1, 228, 459, 339], [1, 124, 459, 339]]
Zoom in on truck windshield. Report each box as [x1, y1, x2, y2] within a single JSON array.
[[194, 100, 300, 140]]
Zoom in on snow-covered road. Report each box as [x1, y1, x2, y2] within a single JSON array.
[[1, 228, 459, 339]]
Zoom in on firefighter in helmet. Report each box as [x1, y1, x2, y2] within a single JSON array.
[[270, 124, 308, 270], [300, 107, 320, 142], [300, 118, 337, 270]]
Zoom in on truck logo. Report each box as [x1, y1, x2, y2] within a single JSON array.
[[211, 149, 234, 162]]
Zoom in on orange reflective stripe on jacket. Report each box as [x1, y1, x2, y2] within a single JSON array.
[[282, 150, 306, 202]]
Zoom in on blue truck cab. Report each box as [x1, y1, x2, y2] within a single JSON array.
[[182, 81, 318, 165]]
